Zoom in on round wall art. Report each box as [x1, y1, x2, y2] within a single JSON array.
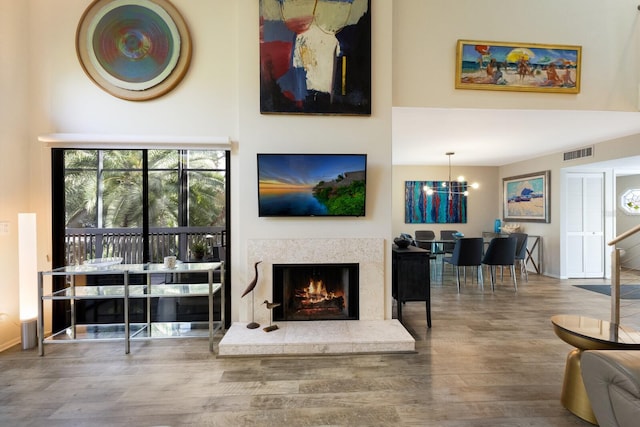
[[76, 0, 192, 101]]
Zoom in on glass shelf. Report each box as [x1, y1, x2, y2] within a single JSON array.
[[44, 283, 221, 299], [44, 322, 217, 342], [130, 322, 214, 339], [45, 324, 141, 342]]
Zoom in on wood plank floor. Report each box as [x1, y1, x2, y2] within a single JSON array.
[[2, 273, 637, 426]]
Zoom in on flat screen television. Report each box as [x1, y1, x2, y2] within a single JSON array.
[[257, 153, 367, 217]]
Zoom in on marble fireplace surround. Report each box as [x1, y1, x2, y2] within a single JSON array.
[[218, 238, 415, 356], [244, 238, 385, 324]]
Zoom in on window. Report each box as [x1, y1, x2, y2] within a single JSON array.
[[621, 188, 640, 215], [60, 149, 227, 263]]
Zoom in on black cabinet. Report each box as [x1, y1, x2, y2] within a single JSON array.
[[392, 245, 431, 328]]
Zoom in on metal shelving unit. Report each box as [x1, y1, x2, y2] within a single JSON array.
[[37, 262, 224, 356]]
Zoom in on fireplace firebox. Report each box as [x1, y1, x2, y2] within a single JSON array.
[[272, 263, 359, 321]]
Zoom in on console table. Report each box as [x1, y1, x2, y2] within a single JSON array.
[[392, 245, 431, 328], [37, 262, 224, 356]]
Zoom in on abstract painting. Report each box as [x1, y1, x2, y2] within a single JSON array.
[[456, 40, 581, 94], [405, 181, 467, 224], [503, 171, 550, 222], [259, 0, 371, 115]]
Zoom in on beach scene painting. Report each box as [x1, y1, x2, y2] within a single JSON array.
[[503, 171, 550, 223], [456, 40, 581, 94]]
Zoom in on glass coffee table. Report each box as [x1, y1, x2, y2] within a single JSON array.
[[551, 314, 640, 424]]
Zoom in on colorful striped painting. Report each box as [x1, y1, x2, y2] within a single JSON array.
[[405, 181, 467, 224]]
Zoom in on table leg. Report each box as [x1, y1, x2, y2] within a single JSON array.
[[425, 300, 431, 328], [560, 348, 597, 425]]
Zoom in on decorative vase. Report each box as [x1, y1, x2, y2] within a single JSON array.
[[394, 236, 411, 248]]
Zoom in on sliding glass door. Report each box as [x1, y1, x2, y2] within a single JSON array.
[[51, 148, 231, 330]]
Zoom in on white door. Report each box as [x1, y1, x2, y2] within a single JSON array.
[[566, 173, 605, 278]]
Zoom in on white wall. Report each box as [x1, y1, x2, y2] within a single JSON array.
[[393, 0, 640, 111], [0, 0, 30, 350]]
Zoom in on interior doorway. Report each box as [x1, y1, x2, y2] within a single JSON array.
[[564, 172, 605, 278]]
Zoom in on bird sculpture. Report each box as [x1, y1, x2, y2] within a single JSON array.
[[262, 300, 281, 332], [241, 261, 262, 297], [242, 261, 262, 329]]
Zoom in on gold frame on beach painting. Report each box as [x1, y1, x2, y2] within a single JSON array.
[[503, 171, 550, 223], [455, 40, 581, 94]]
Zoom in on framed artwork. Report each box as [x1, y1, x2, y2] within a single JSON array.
[[503, 171, 550, 223], [456, 40, 581, 94], [76, 0, 192, 101], [405, 181, 467, 224], [259, 0, 371, 115]]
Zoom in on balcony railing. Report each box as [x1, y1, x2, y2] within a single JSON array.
[[65, 226, 226, 265]]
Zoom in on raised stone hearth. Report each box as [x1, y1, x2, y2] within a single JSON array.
[[218, 320, 414, 356], [221, 238, 415, 356]]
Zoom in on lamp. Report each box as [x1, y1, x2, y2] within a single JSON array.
[[18, 213, 38, 350], [423, 152, 479, 199]]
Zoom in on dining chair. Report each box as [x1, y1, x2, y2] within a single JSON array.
[[440, 230, 458, 254], [510, 232, 529, 282], [482, 237, 517, 291], [414, 230, 435, 251], [442, 237, 484, 293]]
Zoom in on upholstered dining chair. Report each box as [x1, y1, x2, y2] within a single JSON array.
[[510, 232, 529, 282], [414, 230, 435, 251], [440, 230, 458, 253], [482, 237, 517, 291], [443, 237, 484, 293]]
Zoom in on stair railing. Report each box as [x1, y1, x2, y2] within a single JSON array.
[[607, 223, 640, 326]]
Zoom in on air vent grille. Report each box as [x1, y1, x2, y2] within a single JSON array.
[[563, 146, 593, 161]]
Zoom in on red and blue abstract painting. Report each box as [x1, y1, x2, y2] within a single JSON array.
[[405, 181, 468, 224], [259, 0, 371, 115]]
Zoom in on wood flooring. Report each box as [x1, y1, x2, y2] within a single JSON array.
[[1, 273, 635, 426]]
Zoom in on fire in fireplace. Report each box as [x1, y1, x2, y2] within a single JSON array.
[[272, 263, 359, 321]]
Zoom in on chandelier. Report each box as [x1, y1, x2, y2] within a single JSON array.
[[423, 152, 479, 199]]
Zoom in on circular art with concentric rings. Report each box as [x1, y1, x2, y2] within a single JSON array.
[[76, 0, 191, 101]]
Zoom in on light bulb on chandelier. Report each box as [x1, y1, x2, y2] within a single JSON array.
[[423, 152, 479, 199]]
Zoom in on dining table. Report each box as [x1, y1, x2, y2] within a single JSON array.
[[414, 239, 457, 282]]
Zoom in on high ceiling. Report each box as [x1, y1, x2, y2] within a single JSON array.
[[392, 107, 640, 167]]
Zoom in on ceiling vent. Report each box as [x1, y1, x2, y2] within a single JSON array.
[[563, 146, 593, 162]]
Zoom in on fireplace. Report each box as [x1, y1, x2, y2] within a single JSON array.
[[272, 263, 359, 321]]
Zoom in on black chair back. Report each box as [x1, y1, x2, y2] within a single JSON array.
[[482, 237, 517, 266], [449, 238, 483, 266], [415, 230, 435, 250], [511, 233, 528, 260]]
